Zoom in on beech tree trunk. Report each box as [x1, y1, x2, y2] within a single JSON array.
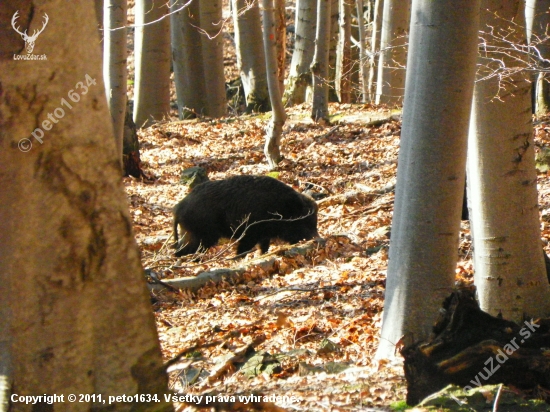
[[284, 0, 317, 105], [375, 0, 411, 105], [356, 0, 369, 102], [467, 0, 550, 321], [171, 0, 208, 118], [262, 0, 287, 169], [311, 0, 331, 121], [134, 0, 171, 127], [525, 0, 550, 116], [274, 0, 287, 94], [335, 0, 352, 103], [232, 0, 270, 113], [103, 0, 127, 164], [368, 0, 382, 102], [377, 0, 480, 360], [200, 0, 227, 118], [0, 1, 171, 409]]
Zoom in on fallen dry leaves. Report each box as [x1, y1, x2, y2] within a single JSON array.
[[124, 104, 550, 411]]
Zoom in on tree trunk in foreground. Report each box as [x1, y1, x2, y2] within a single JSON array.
[[0, 1, 171, 409], [467, 0, 550, 321], [377, 0, 480, 360], [263, 0, 287, 169]]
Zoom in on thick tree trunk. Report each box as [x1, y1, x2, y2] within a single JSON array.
[[311, 0, 331, 121], [375, 0, 411, 105], [377, 0, 480, 360], [103, 0, 127, 165], [262, 0, 287, 169], [171, 0, 208, 118], [0, 1, 171, 408], [232, 0, 270, 113], [467, 0, 550, 321], [284, 0, 317, 105], [200, 0, 227, 118], [134, 0, 171, 127]]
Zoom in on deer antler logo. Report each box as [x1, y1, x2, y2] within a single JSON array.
[[11, 11, 49, 54]]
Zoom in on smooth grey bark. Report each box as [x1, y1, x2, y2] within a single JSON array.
[[368, 0, 382, 101], [232, 0, 270, 113], [171, 0, 207, 118], [526, 0, 550, 116], [375, 0, 411, 105], [327, 0, 340, 102], [263, 0, 287, 169], [103, 0, 127, 165], [311, 0, 331, 121], [467, 0, 550, 321], [335, 0, 352, 102], [134, 0, 171, 127], [377, 0, 480, 360], [356, 0, 369, 102], [284, 0, 317, 105], [0, 1, 172, 408], [200, 0, 227, 118]]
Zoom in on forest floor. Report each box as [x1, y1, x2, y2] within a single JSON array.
[[123, 102, 550, 411]]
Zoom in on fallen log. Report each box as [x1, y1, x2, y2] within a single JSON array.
[[402, 289, 550, 406]]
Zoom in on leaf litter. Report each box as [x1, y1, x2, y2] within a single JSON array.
[[124, 104, 550, 411]]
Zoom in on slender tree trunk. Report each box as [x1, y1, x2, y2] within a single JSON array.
[[232, 0, 270, 113], [335, 0, 352, 103], [103, 0, 127, 165], [377, 0, 480, 360], [274, 0, 287, 94], [171, 0, 208, 118], [94, 0, 103, 38], [356, 0, 369, 102], [284, 0, 317, 105], [263, 0, 287, 169], [327, 0, 340, 102], [368, 0, 382, 102], [0, 1, 172, 407], [467, 0, 550, 321], [200, 0, 227, 118], [526, 0, 550, 116], [134, 0, 171, 127], [311, 0, 331, 121], [375, 0, 411, 105]]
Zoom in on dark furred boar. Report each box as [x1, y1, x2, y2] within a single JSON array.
[[173, 175, 319, 257]]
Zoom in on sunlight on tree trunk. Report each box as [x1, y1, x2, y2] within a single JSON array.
[[134, 0, 171, 127], [284, 0, 317, 105], [201, 0, 228, 118], [335, 0, 352, 103], [103, 0, 127, 166], [232, 0, 270, 113], [262, 0, 287, 169], [467, 0, 550, 321], [377, 0, 480, 360], [368, 0, 383, 102], [275, 0, 287, 94], [0, 1, 172, 408], [356, 0, 369, 103], [171, 0, 208, 118], [526, 0, 550, 116], [311, 0, 331, 121], [375, 0, 411, 105]]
